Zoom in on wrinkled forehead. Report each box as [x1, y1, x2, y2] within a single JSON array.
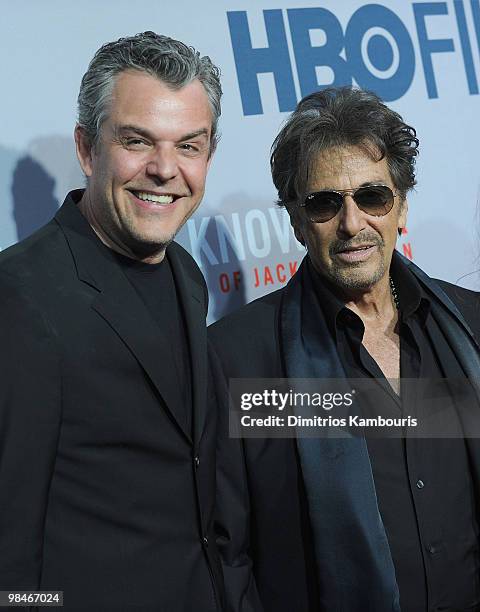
[[308, 144, 393, 191]]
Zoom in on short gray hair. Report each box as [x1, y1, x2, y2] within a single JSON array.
[[271, 86, 419, 208], [77, 31, 222, 156]]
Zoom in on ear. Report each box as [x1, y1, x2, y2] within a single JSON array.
[[397, 197, 408, 234], [206, 129, 218, 171], [74, 124, 94, 178], [294, 226, 305, 246], [206, 148, 215, 173], [289, 210, 306, 247]]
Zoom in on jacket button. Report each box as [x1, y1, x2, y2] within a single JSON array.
[[194, 455, 200, 468], [416, 479, 425, 489], [202, 536, 209, 547]]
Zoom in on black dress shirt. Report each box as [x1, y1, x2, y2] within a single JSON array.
[[309, 257, 480, 612]]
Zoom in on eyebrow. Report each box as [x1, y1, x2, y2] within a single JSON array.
[[178, 128, 209, 142], [317, 180, 389, 190], [359, 180, 389, 187], [116, 125, 209, 142]]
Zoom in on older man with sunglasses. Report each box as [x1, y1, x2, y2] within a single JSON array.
[[210, 87, 480, 612]]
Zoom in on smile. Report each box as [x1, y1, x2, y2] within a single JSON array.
[[132, 191, 175, 204]]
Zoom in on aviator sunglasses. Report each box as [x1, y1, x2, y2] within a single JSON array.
[[300, 184, 398, 223]]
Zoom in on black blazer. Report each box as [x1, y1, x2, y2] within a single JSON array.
[[0, 191, 223, 611], [209, 277, 480, 612]]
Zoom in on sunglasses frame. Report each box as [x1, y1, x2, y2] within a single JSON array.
[[300, 184, 398, 223]]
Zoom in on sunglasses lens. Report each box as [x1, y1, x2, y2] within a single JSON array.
[[303, 185, 395, 222], [354, 186, 394, 216], [305, 192, 343, 222]]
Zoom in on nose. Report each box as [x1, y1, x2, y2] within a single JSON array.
[[336, 195, 366, 238], [145, 146, 178, 182]]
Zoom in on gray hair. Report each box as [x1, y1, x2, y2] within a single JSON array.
[[271, 86, 419, 208], [77, 31, 222, 156]]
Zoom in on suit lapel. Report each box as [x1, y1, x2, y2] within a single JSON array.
[[168, 243, 208, 447], [55, 192, 192, 443], [91, 290, 191, 442]]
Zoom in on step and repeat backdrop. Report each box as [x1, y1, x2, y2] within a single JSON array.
[[1, 0, 479, 322]]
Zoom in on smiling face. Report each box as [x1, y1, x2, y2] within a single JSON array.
[[75, 69, 213, 262], [292, 145, 407, 296]]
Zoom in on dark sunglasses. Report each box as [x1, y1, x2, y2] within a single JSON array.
[[301, 184, 398, 223]]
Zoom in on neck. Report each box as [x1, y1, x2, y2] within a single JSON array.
[[341, 274, 396, 323], [77, 190, 165, 264]]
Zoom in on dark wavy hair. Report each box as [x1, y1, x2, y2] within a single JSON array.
[[271, 86, 419, 208]]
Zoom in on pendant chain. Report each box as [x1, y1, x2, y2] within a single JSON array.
[[389, 276, 400, 310]]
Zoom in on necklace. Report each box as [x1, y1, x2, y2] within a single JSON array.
[[389, 276, 400, 310]]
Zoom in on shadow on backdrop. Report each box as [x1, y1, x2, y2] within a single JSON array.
[[203, 216, 247, 323], [12, 155, 59, 241], [0, 144, 20, 250]]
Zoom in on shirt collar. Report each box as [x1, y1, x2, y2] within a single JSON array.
[[307, 250, 431, 334], [306, 257, 358, 339], [390, 251, 431, 324]]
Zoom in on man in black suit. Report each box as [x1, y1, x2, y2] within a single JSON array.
[[210, 87, 480, 611], [0, 32, 224, 610]]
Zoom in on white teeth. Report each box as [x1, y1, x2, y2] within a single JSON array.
[[135, 191, 174, 204]]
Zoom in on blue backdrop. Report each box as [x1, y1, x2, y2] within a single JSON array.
[[1, 0, 479, 321]]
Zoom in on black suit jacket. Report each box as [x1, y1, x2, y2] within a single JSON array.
[[209, 274, 480, 612], [0, 191, 223, 611]]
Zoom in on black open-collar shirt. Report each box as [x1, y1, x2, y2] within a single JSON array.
[[309, 255, 480, 612]]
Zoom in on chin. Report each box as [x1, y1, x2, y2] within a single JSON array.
[[332, 266, 386, 292], [126, 231, 175, 257]]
